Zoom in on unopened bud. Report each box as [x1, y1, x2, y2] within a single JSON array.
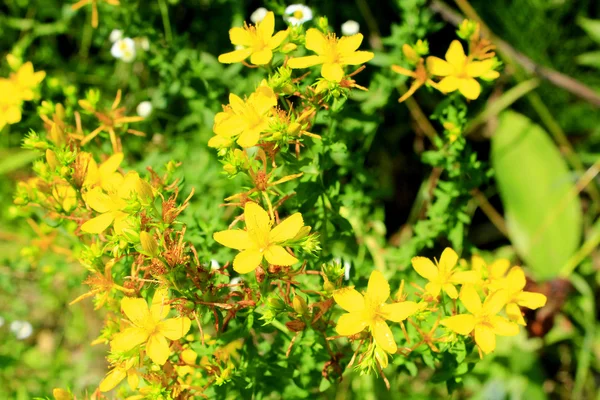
[[292, 295, 309, 316], [140, 231, 158, 257]]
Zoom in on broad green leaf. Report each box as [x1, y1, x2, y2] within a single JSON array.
[[0, 150, 40, 175], [491, 111, 582, 280]]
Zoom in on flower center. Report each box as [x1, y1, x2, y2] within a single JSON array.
[[293, 10, 304, 19]]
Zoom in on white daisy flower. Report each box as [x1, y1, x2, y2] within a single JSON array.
[[109, 29, 123, 43], [111, 37, 136, 63], [284, 4, 313, 26], [341, 20, 360, 36], [10, 320, 33, 340], [136, 101, 153, 118], [250, 7, 269, 24]]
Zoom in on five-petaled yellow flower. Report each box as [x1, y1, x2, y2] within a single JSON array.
[[0, 80, 23, 130], [219, 11, 289, 65], [497, 266, 547, 325], [287, 28, 374, 82], [471, 255, 510, 293], [426, 40, 499, 100], [209, 84, 277, 148], [79, 152, 124, 191], [441, 285, 518, 354], [110, 289, 191, 365], [333, 270, 418, 354], [9, 62, 46, 101], [412, 247, 477, 299], [213, 202, 305, 274]]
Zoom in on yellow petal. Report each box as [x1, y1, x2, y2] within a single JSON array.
[[441, 314, 476, 335], [233, 249, 263, 274], [110, 327, 149, 352], [99, 153, 124, 177], [466, 59, 495, 78], [213, 230, 252, 250], [450, 270, 478, 285], [237, 128, 260, 148], [482, 70, 500, 80], [425, 282, 442, 298], [229, 27, 251, 46], [372, 319, 397, 354], [391, 64, 416, 78], [506, 266, 526, 292], [213, 114, 245, 137], [81, 213, 114, 234], [250, 49, 273, 65], [333, 287, 365, 312], [482, 289, 508, 315], [379, 301, 418, 322], [264, 245, 298, 266], [304, 28, 327, 55], [99, 367, 127, 392], [437, 76, 460, 93], [366, 270, 390, 305], [458, 78, 481, 100], [321, 63, 344, 82], [257, 11, 275, 39], [218, 48, 253, 64], [443, 283, 458, 299], [229, 93, 245, 114], [459, 285, 482, 315], [287, 55, 323, 69], [411, 256, 439, 281], [269, 213, 303, 243], [516, 291, 547, 310], [244, 202, 271, 237], [113, 212, 133, 235], [336, 311, 368, 335], [491, 315, 519, 336], [488, 259, 510, 279], [158, 317, 191, 340], [337, 34, 363, 54], [121, 297, 152, 327], [146, 333, 170, 365], [439, 247, 459, 273], [341, 51, 374, 65], [127, 369, 139, 390], [471, 255, 486, 275], [474, 324, 496, 354], [268, 29, 290, 49], [445, 40, 466, 68], [426, 56, 454, 76], [118, 171, 140, 198], [150, 288, 170, 321], [83, 188, 112, 213], [505, 302, 526, 325]]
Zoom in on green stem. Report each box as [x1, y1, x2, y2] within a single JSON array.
[[158, 0, 173, 43]]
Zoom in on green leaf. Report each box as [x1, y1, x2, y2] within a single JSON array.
[[578, 17, 600, 44], [576, 51, 600, 68], [491, 111, 582, 280], [0, 150, 40, 175]]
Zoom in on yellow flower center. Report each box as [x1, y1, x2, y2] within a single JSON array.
[[293, 10, 304, 19], [322, 36, 343, 64], [246, 26, 269, 52]]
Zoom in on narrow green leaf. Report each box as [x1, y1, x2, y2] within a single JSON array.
[[0, 150, 40, 175], [577, 17, 600, 45], [491, 111, 582, 280]]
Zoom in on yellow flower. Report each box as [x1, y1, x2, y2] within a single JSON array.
[[426, 40, 499, 100], [213, 202, 305, 274], [287, 28, 374, 82], [0, 79, 23, 130], [411, 248, 477, 299], [110, 289, 191, 365], [471, 255, 510, 292], [210, 84, 277, 148], [333, 270, 418, 354], [81, 171, 140, 234], [498, 266, 547, 325], [9, 62, 46, 101], [441, 285, 519, 354], [218, 11, 289, 65], [79, 152, 124, 191], [99, 357, 139, 392]]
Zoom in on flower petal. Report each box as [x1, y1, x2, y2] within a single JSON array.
[[321, 63, 344, 82], [269, 213, 303, 243], [121, 297, 152, 327], [459, 285, 482, 315], [491, 315, 519, 336], [81, 213, 114, 234], [341, 51, 374, 65], [437, 76, 460, 93], [366, 270, 390, 306], [264, 245, 298, 266], [304, 28, 327, 54], [150, 288, 170, 321], [244, 202, 271, 238], [229, 27, 251, 46], [466, 59, 495, 78], [146, 333, 171, 365], [458, 78, 481, 100], [98, 153, 123, 177], [257, 11, 275, 39], [336, 311, 368, 335], [443, 283, 459, 299], [333, 287, 365, 312], [425, 282, 442, 298], [516, 291, 547, 310], [99, 367, 127, 392], [250, 49, 273, 65], [488, 259, 510, 279], [158, 317, 191, 340], [426, 56, 454, 76], [110, 327, 149, 352], [233, 249, 263, 274], [411, 256, 439, 281], [287, 55, 323, 69], [450, 270, 478, 285], [372, 319, 397, 354], [439, 247, 459, 274], [213, 230, 252, 250], [483, 289, 508, 315], [237, 128, 261, 148], [505, 302, 525, 325], [83, 188, 112, 213], [445, 40, 466, 68], [379, 301, 419, 322], [213, 114, 245, 137], [218, 48, 253, 64], [506, 266, 526, 293], [338, 33, 363, 54], [441, 314, 476, 335], [268, 29, 289, 49], [474, 324, 496, 354]]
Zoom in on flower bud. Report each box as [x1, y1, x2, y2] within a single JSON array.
[[292, 295, 309, 316], [140, 231, 159, 257], [46, 149, 59, 170]]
